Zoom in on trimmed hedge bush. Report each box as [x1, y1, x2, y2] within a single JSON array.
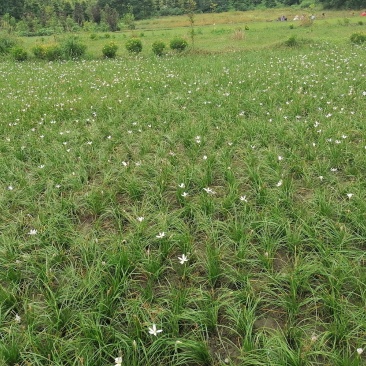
[[152, 40, 166, 56], [170, 37, 188, 52], [126, 38, 142, 54], [32, 44, 62, 61], [102, 42, 118, 58]]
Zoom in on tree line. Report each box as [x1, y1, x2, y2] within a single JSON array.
[[1, 0, 365, 35]]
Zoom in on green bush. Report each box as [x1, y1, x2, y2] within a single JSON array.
[[0, 37, 17, 55], [350, 32, 366, 44], [11, 47, 28, 61], [61, 36, 87, 59], [32, 44, 62, 61], [170, 37, 188, 52], [152, 40, 166, 56], [284, 35, 299, 47], [125, 38, 142, 54], [102, 41, 118, 58]]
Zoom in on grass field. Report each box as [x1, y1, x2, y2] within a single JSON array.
[[1, 8, 366, 366]]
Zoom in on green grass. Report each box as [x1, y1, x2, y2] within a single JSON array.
[[1, 9, 366, 366]]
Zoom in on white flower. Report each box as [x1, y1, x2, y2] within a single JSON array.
[[178, 183, 185, 188], [148, 324, 162, 336], [178, 254, 189, 264], [15, 314, 21, 323], [202, 155, 208, 160], [203, 187, 215, 194], [319, 176, 324, 181], [278, 156, 283, 161], [347, 193, 353, 199], [122, 161, 129, 167], [156, 232, 165, 239], [330, 168, 338, 172], [181, 192, 189, 198], [28, 229, 37, 235], [137, 217, 144, 222], [276, 180, 283, 187], [310, 333, 318, 342], [8, 185, 13, 191], [356, 348, 363, 355], [240, 195, 248, 202], [114, 356, 122, 366]]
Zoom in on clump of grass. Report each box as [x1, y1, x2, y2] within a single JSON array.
[[232, 28, 245, 40]]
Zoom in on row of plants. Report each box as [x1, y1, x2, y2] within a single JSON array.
[[0, 36, 189, 61], [102, 37, 188, 58]]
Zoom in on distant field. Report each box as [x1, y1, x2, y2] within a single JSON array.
[[1, 8, 366, 366], [9, 8, 366, 57]]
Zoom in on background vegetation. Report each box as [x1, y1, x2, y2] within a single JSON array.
[[0, 0, 365, 35]]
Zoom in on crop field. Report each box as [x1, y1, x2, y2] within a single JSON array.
[[1, 10, 366, 366]]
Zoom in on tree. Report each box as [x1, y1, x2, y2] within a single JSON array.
[[89, 4, 102, 24], [186, 0, 196, 48], [73, 2, 84, 26], [0, 0, 25, 19], [102, 4, 119, 31], [1, 13, 17, 33]]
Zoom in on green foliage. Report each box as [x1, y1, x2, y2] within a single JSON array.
[[60, 36, 87, 59], [123, 11, 136, 30], [350, 32, 366, 44], [0, 36, 17, 55], [125, 38, 142, 54], [102, 41, 118, 58], [32, 43, 62, 61], [170, 37, 188, 52], [152, 40, 166, 56], [11, 46, 28, 61], [284, 35, 299, 47]]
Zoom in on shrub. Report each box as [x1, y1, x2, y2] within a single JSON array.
[[350, 32, 366, 44], [125, 38, 142, 54], [102, 42, 118, 58], [152, 40, 166, 56], [11, 47, 28, 61], [284, 35, 299, 47], [0, 37, 16, 55], [32, 44, 62, 61], [61, 36, 87, 59], [170, 37, 188, 52]]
